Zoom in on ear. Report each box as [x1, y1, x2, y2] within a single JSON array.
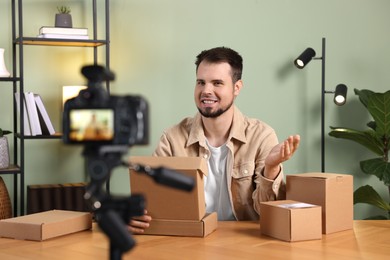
[[234, 79, 243, 97]]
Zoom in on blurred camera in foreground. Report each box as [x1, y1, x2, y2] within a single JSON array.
[[62, 65, 148, 146]]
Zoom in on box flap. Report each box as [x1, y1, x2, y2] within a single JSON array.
[[129, 156, 208, 176]]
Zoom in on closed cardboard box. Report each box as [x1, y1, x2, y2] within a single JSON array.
[[0, 210, 92, 241], [260, 200, 322, 242], [286, 173, 353, 234], [129, 156, 208, 221], [141, 212, 218, 237]]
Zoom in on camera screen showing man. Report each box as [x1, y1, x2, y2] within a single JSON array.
[[69, 109, 114, 141]]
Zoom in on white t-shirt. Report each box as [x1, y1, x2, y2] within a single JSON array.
[[204, 140, 235, 221]]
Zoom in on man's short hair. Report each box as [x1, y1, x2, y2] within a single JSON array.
[[195, 47, 243, 83]]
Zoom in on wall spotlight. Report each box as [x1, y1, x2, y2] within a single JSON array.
[[294, 48, 316, 69], [334, 84, 348, 106]]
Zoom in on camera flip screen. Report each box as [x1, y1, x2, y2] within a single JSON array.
[[69, 109, 114, 142]]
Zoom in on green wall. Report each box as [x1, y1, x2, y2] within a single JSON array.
[[1, 0, 389, 219]]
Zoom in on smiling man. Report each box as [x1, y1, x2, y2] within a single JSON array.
[[129, 47, 300, 233]]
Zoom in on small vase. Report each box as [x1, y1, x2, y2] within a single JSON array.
[[0, 137, 10, 169], [0, 48, 10, 78], [55, 13, 73, 28]]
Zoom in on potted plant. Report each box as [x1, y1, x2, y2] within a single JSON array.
[[0, 128, 12, 169], [55, 6, 72, 28], [329, 88, 390, 219]]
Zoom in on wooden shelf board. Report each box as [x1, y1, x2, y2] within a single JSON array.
[[16, 37, 106, 47]]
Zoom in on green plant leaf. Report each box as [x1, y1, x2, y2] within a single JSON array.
[[366, 90, 390, 137], [367, 121, 376, 131], [328, 126, 383, 155], [360, 158, 390, 186], [354, 88, 375, 109], [354, 185, 390, 211]]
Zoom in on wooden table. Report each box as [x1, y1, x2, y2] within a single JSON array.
[[0, 220, 389, 259]]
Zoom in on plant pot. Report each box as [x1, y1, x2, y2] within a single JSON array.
[[0, 136, 10, 169], [55, 13, 73, 28]]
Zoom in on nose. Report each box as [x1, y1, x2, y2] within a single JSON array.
[[202, 83, 213, 94]]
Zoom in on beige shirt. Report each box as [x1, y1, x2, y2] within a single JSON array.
[[153, 106, 286, 220]]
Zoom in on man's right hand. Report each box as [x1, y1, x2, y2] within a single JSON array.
[[128, 210, 152, 234]]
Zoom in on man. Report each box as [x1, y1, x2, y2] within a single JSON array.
[[129, 47, 300, 233]]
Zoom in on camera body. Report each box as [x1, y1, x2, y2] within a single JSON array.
[[62, 65, 149, 146]]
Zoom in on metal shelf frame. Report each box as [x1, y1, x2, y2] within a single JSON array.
[[1, 0, 110, 216]]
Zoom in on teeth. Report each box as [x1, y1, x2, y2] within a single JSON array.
[[202, 100, 216, 104]]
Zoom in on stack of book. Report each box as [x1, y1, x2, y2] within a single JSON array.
[[27, 182, 89, 214], [15, 92, 56, 136], [37, 26, 89, 40]]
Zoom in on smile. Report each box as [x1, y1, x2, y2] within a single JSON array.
[[202, 100, 217, 104]]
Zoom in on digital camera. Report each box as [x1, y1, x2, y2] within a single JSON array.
[[62, 65, 149, 146]]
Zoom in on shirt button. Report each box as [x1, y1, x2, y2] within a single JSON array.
[[243, 169, 248, 174], [203, 154, 208, 159]]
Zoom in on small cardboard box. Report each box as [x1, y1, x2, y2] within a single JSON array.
[[260, 200, 322, 242], [129, 156, 208, 221], [0, 210, 92, 241], [141, 212, 218, 237], [286, 173, 353, 234]]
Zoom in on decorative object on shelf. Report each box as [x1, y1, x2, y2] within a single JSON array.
[[329, 89, 390, 220], [0, 129, 11, 169], [37, 26, 89, 40], [0, 48, 10, 77], [55, 6, 72, 28], [0, 176, 12, 219]]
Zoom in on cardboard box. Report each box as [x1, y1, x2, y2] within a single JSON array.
[[129, 156, 208, 221], [0, 210, 92, 241], [286, 173, 353, 234], [141, 212, 218, 237], [260, 200, 322, 242]]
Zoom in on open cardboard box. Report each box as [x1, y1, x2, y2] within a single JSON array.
[[129, 156, 208, 221], [0, 210, 92, 241], [260, 200, 322, 242], [286, 173, 353, 234], [129, 156, 217, 237]]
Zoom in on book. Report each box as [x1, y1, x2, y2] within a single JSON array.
[[14, 92, 32, 136], [37, 33, 89, 40], [51, 184, 64, 210], [34, 94, 56, 135], [39, 26, 88, 35], [24, 92, 42, 136], [72, 183, 88, 212], [61, 183, 75, 211], [27, 185, 41, 214]]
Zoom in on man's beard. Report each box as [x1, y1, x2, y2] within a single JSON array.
[[197, 100, 233, 118]]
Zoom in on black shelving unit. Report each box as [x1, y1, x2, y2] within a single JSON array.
[[0, 0, 110, 216]]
